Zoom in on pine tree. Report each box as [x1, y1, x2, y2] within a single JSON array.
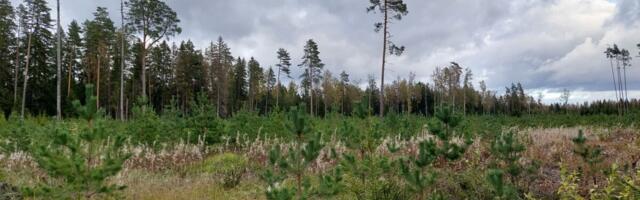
[[275, 48, 291, 108], [487, 131, 527, 199], [572, 130, 603, 185], [125, 0, 181, 99], [261, 104, 326, 200], [400, 105, 472, 199], [340, 71, 349, 114], [26, 84, 131, 199], [367, 0, 408, 116], [298, 39, 323, 116]]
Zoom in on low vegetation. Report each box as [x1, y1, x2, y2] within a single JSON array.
[[1, 87, 639, 199]]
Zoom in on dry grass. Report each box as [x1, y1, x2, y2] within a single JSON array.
[[1, 127, 638, 199]]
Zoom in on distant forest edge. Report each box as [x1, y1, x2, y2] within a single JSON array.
[[0, 0, 637, 119]]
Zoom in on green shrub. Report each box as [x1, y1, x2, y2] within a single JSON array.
[[199, 153, 248, 189], [25, 84, 131, 199]]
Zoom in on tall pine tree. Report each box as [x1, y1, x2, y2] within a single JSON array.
[[298, 39, 323, 116], [125, 0, 181, 99]]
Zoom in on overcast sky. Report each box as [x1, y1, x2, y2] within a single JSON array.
[[11, 0, 640, 103]]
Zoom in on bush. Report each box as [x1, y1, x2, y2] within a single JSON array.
[[199, 153, 248, 189]]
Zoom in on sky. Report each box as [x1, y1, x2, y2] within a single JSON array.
[[11, 0, 640, 104]]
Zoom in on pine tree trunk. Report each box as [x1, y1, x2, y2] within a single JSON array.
[[120, 0, 126, 120], [276, 67, 280, 109], [21, 31, 33, 119], [141, 31, 147, 100], [14, 23, 21, 109], [623, 66, 628, 112], [56, 0, 62, 119], [609, 58, 618, 101], [97, 49, 101, 110], [379, 0, 388, 117], [67, 49, 73, 97], [309, 67, 314, 116]]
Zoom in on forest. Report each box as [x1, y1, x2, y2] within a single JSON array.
[[0, 0, 639, 199]]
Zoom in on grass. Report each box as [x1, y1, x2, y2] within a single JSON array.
[[1, 112, 639, 199]]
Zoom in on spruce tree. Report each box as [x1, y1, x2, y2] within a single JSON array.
[[20, 0, 54, 117], [248, 57, 263, 111], [63, 20, 82, 100], [0, 0, 14, 115], [83, 7, 115, 111], [230, 57, 247, 113]]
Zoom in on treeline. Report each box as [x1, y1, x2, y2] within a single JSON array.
[[0, 0, 637, 119]]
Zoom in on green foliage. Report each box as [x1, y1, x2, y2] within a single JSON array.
[[260, 105, 333, 200], [25, 84, 131, 199], [400, 105, 472, 199], [198, 153, 248, 189], [572, 130, 603, 167], [287, 104, 311, 138], [487, 169, 520, 200], [486, 130, 530, 199]]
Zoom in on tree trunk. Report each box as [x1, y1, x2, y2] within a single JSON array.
[[120, 0, 126, 121], [609, 58, 618, 101], [20, 31, 33, 119], [379, 0, 388, 117], [309, 67, 314, 116], [623, 65, 628, 112], [56, 0, 62, 119], [97, 49, 101, 110], [141, 33, 147, 100], [276, 67, 280, 109], [14, 23, 21, 109]]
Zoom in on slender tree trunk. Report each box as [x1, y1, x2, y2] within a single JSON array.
[[609, 58, 618, 101], [56, 0, 62, 119], [21, 31, 33, 119], [424, 86, 428, 116], [276, 67, 280, 109], [309, 67, 314, 116], [623, 65, 628, 112], [379, 0, 388, 117], [120, 0, 126, 121], [97, 49, 101, 110], [13, 23, 21, 109], [616, 59, 623, 114], [141, 32, 147, 100], [67, 49, 73, 97]]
